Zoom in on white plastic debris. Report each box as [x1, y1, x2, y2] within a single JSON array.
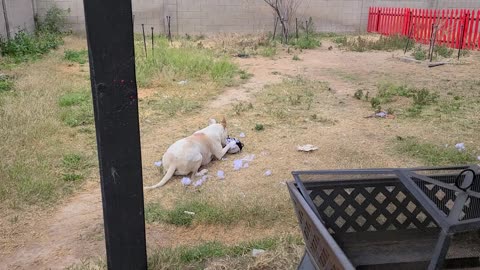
[[184, 211, 195, 215], [239, 132, 246, 138], [181, 177, 192, 186], [233, 159, 243, 170], [264, 170, 272, 176], [178, 80, 188, 85], [252, 249, 265, 257], [154, 161, 162, 167], [217, 170, 225, 179], [455, 143, 466, 152], [243, 163, 249, 168], [477, 156, 480, 161], [297, 144, 319, 152], [194, 179, 203, 187], [221, 158, 228, 161], [242, 154, 255, 162], [201, 175, 208, 182], [375, 111, 387, 118]]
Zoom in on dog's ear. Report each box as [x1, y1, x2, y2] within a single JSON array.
[[221, 117, 227, 128], [208, 119, 217, 125]]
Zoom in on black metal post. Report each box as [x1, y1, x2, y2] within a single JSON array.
[[151, 27, 154, 57], [167, 16, 172, 42], [82, 0, 147, 269], [142, 23, 147, 58], [295, 17, 299, 40], [404, 22, 415, 54]]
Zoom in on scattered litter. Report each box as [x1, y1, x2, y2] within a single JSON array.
[[222, 157, 228, 161], [365, 111, 395, 119], [252, 249, 265, 257], [239, 132, 246, 138], [242, 154, 255, 162], [297, 144, 318, 152], [233, 159, 243, 170], [455, 143, 466, 152], [477, 156, 480, 161], [184, 211, 195, 215], [154, 161, 162, 167], [217, 170, 225, 179], [181, 177, 192, 186], [243, 163, 249, 168], [178, 80, 188, 85], [264, 170, 272, 176], [193, 179, 203, 187], [201, 175, 209, 182]]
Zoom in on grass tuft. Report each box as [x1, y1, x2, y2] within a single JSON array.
[[64, 49, 88, 64], [395, 137, 478, 166]]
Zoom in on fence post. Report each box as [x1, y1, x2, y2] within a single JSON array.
[[1, 0, 11, 40], [82, 0, 148, 269]]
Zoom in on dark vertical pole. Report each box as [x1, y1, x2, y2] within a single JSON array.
[[295, 18, 299, 40], [428, 23, 435, 61], [404, 23, 414, 54], [167, 16, 172, 42], [82, 0, 147, 269], [151, 27, 154, 57], [306, 20, 309, 39], [142, 24, 147, 58]]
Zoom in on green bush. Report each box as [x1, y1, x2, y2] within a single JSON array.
[[0, 6, 67, 63]]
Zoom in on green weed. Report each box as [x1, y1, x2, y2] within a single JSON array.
[[255, 123, 265, 131], [59, 90, 93, 127], [64, 49, 88, 64], [395, 137, 478, 165], [292, 55, 301, 61], [0, 76, 14, 92], [260, 46, 277, 58], [412, 45, 427, 60], [336, 35, 412, 52]]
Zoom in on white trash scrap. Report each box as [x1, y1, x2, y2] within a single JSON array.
[[297, 144, 319, 152]]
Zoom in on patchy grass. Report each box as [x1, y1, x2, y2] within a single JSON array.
[[260, 45, 277, 58], [232, 101, 254, 115], [292, 55, 301, 61], [412, 45, 428, 60], [290, 36, 321, 49], [0, 36, 94, 208], [152, 96, 201, 117], [258, 77, 327, 122], [64, 49, 88, 64], [335, 35, 412, 52], [239, 69, 253, 80], [0, 75, 14, 92], [395, 137, 478, 166], [68, 236, 303, 270], [135, 36, 238, 87], [59, 89, 94, 127], [145, 196, 288, 227]]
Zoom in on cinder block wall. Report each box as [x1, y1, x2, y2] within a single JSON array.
[[4, 0, 480, 39], [0, 0, 35, 38]]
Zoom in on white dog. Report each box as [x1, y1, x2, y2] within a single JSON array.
[[144, 117, 236, 189]]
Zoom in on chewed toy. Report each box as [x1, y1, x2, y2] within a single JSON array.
[[226, 136, 244, 154]]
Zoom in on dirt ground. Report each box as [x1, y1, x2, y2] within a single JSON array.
[[1, 37, 479, 269]]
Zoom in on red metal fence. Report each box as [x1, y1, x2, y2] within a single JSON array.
[[367, 7, 480, 50]]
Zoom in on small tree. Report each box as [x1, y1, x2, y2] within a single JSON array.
[[263, 0, 302, 43]]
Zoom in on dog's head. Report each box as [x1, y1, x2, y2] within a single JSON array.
[[208, 117, 228, 146]]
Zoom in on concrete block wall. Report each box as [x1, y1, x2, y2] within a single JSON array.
[[3, 0, 480, 39], [0, 0, 35, 39]]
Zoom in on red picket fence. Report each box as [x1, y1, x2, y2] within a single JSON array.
[[367, 7, 480, 50]]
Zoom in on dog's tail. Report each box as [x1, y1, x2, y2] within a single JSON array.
[[144, 165, 176, 190]]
